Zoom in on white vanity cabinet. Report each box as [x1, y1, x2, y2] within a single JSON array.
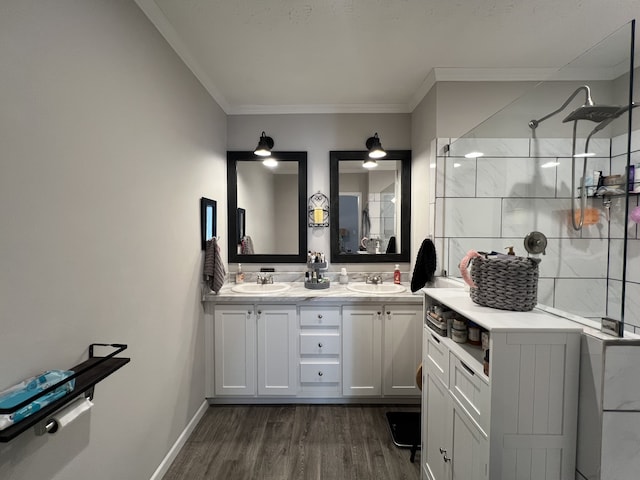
[[421, 289, 582, 480], [213, 304, 297, 397], [342, 305, 383, 396], [383, 304, 423, 396], [343, 304, 422, 397], [299, 306, 341, 397]]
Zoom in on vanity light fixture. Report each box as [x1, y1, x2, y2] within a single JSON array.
[[365, 133, 387, 159], [254, 131, 274, 157], [362, 158, 378, 169], [262, 157, 278, 168]]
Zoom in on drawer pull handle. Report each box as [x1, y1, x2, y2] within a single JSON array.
[[318, 371, 323, 377], [318, 343, 323, 348], [461, 361, 475, 376], [439, 448, 451, 462], [431, 333, 441, 344]]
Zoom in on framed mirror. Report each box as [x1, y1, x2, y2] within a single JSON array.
[[200, 197, 217, 250], [227, 151, 308, 263], [330, 150, 411, 263]]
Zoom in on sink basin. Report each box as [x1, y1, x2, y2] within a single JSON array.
[[231, 283, 291, 294], [346, 283, 406, 294]]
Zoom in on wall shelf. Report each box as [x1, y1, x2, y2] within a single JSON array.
[[0, 343, 129, 443]]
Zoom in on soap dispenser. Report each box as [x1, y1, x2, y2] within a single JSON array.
[[394, 264, 401, 284], [235, 263, 244, 284]]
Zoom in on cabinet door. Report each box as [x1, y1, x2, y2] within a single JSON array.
[[257, 305, 297, 396], [450, 400, 488, 480], [424, 373, 450, 480], [214, 305, 256, 396], [383, 304, 422, 396], [342, 306, 382, 396]]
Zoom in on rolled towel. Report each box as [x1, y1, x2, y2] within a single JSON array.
[[410, 238, 437, 292], [204, 238, 226, 293]]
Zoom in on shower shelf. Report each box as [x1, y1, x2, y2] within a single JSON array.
[[0, 343, 129, 443]]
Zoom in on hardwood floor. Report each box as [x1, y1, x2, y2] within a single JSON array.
[[162, 405, 421, 480]]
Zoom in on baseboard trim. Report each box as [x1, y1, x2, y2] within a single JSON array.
[[149, 400, 208, 480]]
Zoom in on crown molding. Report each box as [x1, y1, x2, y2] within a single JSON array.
[[134, 0, 231, 113], [227, 103, 410, 115]]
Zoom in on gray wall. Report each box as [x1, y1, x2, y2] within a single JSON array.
[[0, 1, 227, 479]]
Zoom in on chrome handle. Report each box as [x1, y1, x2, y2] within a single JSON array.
[[439, 448, 447, 454]]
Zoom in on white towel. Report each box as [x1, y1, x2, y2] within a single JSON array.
[[204, 238, 226, 293]]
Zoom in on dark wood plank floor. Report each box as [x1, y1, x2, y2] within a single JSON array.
[[162, 405, 421, 480]]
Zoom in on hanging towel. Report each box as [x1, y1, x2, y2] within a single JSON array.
[[386, 236, 397, 254], [204, 238, 226, 293], [410, 238, 437, 292], [361, 206, 371, 239], [241, 235, 255, 255]]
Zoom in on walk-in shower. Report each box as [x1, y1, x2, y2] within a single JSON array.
[[529, 85, 635, 230]]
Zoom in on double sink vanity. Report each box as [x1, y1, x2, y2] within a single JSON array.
[[203, 279, 425, 401]]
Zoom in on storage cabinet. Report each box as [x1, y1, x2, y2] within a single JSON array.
[[299, 306, 341, 397], [214, 304, 256, 396], [383, 304, 422, 396], [207, 299, 423, 401], [214, 304, 296, 397], [342, 305, 383, 396], [256, 305, 297, 396], [421, 289, 581, 480]]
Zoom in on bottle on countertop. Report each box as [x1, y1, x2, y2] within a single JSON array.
[[235, 263, 244, 284], [393, 264, 401, 284]]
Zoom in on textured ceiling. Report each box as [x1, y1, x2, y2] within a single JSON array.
[[136, 0, 639, 114]]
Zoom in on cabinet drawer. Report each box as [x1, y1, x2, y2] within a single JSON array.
[[300, 307, 341, 326], [300, 334, 340, 355], [300, 362, 340, 383], [449, 353, 489, 433], [425, 329, 449, 387]]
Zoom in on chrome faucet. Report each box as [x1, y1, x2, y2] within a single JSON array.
[[256, 274, 274, 285], [366, 275, 383, 285]]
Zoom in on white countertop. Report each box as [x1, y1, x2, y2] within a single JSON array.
[[422, 287, 583, 333], [203, 281, 423, 304]]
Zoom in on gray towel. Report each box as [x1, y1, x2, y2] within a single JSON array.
[[241, 235, 254, 255], [204, 238, 226, 293]]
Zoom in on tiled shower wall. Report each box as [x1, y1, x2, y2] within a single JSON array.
[[430, 130, 640, 329]]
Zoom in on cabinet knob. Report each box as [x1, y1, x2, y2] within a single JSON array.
[[318, 371, 323, 377], [257, 310, 262, 315], [318, 342, 323, 348], [386, 311, 390, 315], [317, 314, 323, 319], [377, 312, 382, 315]]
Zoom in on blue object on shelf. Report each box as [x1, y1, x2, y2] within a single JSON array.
[[0, 370, 75, 431]]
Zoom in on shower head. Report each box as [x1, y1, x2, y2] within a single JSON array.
[[562, 104, 627, 123], [528, 85, 594, 129]]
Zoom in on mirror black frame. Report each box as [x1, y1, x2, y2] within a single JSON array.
[[330, 150, 411, 263], [227, 151, 308, 264]]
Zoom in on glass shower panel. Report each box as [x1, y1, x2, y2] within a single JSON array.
[[441, 21, 636, 327]]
